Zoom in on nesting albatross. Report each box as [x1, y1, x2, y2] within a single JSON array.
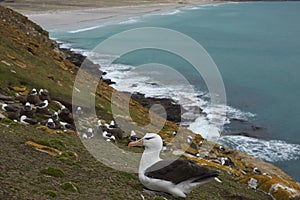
[[20, 115, 38, 125], [2, 103, 19, 112], [36, 100, 48, 109], [128, 133, 219, 198]]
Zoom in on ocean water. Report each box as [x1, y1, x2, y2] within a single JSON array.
[[50, 2, 300, 182]]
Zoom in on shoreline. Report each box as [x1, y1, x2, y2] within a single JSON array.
[[16, 0, 295, 149], [3, 0, 218, 32], [25, 0, 280, 145]]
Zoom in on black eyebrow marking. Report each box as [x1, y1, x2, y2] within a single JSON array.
[[144, 136, 155, 140]]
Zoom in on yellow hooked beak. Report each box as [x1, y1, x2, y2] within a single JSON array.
[[128, 138, 143, 147]]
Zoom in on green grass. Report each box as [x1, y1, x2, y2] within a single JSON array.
[[61, 182, 80, 193], [45, 190, 58, 197], [37, 139, 66, 150], [40, 166, 65, 178]]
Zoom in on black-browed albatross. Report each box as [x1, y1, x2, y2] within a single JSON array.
[[2, 103, 19, 112], [24, 102, 32, 112], [27, 88, 40, 104], [36, 100, 49, 109], [129, 130, 142, 142], [20, 115, 38, 125], [128, 133, 219, 198], [46, 118, 56, 129], [39, 89, 51, 101]]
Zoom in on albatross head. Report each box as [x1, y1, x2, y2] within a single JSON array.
[[128, 133, 163, 151], [1, 104, 7, 110], [20, 115, 27, 121]]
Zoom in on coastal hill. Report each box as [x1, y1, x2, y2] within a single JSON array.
[[0, 5, 299, 200]]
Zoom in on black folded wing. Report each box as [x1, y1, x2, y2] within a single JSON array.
[[145, 159, 219, 184]]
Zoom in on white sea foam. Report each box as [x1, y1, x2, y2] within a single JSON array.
[[182, 3, 222, 11], [66, 16, 140, 34], [61, 34, 299, 164], [56, 40, 72, 49], [68, 25, 105, 33], [182, 6, 204, 11], [160, 9, 182, 16], [217, 136, 300, 162], [189, 116, 222, 140], [60, 47, 256, 142], [87, 54, 254, 143], [226, 107, 256, 120], [118, 17, 141, 25], [80, 50, 255, 138]]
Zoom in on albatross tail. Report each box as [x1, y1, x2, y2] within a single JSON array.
[[176, 169, 220, 195], [192, 169, 220, 183]]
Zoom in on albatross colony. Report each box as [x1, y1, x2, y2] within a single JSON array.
[[128, 133, 219, 198]]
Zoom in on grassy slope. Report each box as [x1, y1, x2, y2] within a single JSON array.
[[0, 121, 272, 200], [0, 5, 272, 200], [0, 6, 75, 99]]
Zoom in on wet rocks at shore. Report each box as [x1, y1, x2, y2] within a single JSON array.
[[222, 118, 269, 139], [59, 44, 267, 140], [129, 92, 182, 124], [59, 47, 183, 124], [60, 47, 115, 85]]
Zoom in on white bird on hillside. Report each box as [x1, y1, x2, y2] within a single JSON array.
[[46, 118, 56, 129], [102, 131, 112, 140], [2, 103, 19, 112], [20, 115, 38, 125], [128, 133, 219, 198], [36, 100, 48, 109]]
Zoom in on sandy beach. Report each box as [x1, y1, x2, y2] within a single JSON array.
[[1, 0, 216, 31]]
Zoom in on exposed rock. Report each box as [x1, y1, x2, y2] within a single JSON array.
[[221, 131, 258, 138], [101, 78, 116, 85], [222, 119, 269, 139], [130, 92, 182, 123], [60, 48, 116, 85]]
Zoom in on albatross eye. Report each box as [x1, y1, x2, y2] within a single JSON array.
[[144, 136, 155, 140]]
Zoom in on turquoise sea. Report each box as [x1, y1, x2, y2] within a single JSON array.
[[50, 2, 300, 182]]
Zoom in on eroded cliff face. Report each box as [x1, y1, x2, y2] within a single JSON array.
[[0, 5, 299, 200]]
